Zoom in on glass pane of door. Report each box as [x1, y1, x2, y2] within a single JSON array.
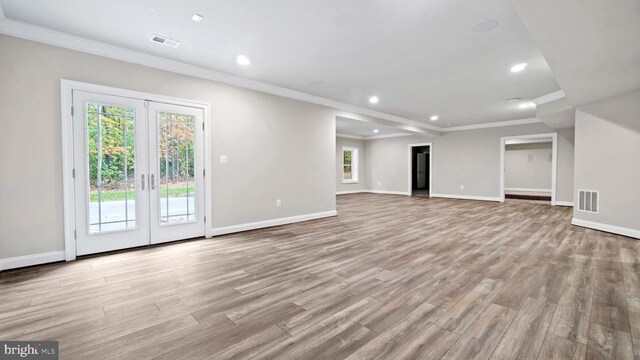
[[157, 112, 196, 225], [87, 103, 137, 233]]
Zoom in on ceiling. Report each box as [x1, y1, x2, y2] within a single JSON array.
[[511, 0, 640, 107], [336, 117, 410, 138], [0, 0, 561, 127]]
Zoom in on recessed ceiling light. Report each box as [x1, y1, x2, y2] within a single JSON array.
[[430, 115, 439, 121], [191, 14, 204, 22], [369, 96, 379, 104], [236, 55, 251, 66], [510, 63, 528, 73], [518, 101, 536, 109], [470, 20, 499, 33], [373, 129, 380, 133]]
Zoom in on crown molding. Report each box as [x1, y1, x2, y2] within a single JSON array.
[[368, 133, 413, 140], [337, 132, 413, 140], [0, 17, 445, 136], [441, 118, 541, 132], [533, 90, 566, 105], [336, 133, 364, 140]]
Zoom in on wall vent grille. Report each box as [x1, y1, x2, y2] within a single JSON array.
[[150, 34, 180, 48], [578, 190, 599, 213]]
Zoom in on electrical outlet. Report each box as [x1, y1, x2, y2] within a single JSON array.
[[377, 181, 381, 186], [460, 185, 465, 189], [276, 199, 281, 207], [219, 155, 228, 164]]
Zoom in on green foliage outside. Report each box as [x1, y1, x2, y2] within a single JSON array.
[[89, 183, 192, 202], [88, 104, 195, 201], [343, 150, 353, 180]]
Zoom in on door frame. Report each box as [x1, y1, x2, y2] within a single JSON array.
[[407, 143, 432, 196], [61, 79, 212, 261], [499, 132, 557, 206]]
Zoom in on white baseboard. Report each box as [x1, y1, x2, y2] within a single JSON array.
[[505, 188, 552, 193], [0, 251, 66, 271], [336, 190, 368, 195], [556, 201, 574, 207], [336, 190, 410, 196], [210, 210, 338, 236], [367, 190, 410, 196], [571, 218, 640, 239], [431, 193, 501, 202]]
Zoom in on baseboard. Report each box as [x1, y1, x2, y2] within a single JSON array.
[[367, 190, 410, 196], [336, 190, 368, 195], [337, 190, 410, 196], [505, 188, 552, 193], [0, 251, 66, 271], [431, 193, 501, 202], [556, 201, 574, 207], [210, 210, 338, 236], [571, 218, 640, 239]]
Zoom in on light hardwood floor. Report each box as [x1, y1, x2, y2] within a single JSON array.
[[1, 194, 639, 359]]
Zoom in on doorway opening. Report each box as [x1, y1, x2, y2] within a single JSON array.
[[500, 133, 557, 205], [408, 143, 432, 196]]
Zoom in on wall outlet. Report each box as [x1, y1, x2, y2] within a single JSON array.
[[377, 181, 382, 186], [276, 199, 281, 207], [460, 185, 465, 189], [219, 155, 228, 164]]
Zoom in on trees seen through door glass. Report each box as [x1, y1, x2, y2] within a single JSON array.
[[158, 112, 196, 225], [87, 103, 137, 233]]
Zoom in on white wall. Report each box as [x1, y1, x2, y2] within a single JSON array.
[[363, 123, 575, 202], [573, 90, 640, 237], [505, 142, 552, 191], [0, 34, 337, 259], [336, 137, 366, 193], [556, 127, 575, 205]]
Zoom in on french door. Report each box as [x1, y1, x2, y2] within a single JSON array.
[[72, 91, 205, 256]]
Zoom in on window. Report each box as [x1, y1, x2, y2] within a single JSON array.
[[342, 147, 359, 183]]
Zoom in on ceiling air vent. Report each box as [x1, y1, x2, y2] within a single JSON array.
[[150, 34, 180, 48], [578, 190, 599, 213]]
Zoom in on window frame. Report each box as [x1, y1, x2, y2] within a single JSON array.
[[341, 146, 359, 184]]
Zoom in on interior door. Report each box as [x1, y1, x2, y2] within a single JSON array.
[[417, 153, 426, 189], [148, 102, 205, 244], [73, 91, 150, 255]]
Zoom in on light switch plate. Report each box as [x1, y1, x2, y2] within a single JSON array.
[[219, 155, 228, 164]]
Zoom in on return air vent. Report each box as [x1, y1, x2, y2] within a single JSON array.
[[150, 34, 180, 48], [578, 190, 599, 213]]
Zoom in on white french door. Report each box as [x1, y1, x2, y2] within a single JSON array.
[[72, 90, 205, 256], [148, 102, 205, 244]]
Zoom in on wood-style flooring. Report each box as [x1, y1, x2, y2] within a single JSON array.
[[1, 194, 639, 359]]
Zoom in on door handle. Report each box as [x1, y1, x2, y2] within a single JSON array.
[[141, 174, 145, 190], [150, 174, 156, 190]]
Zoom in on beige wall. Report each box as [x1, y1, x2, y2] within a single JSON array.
[[336, 137, 366, 192], [362, 123, 575, 202], [505, 142, 553, 190], [573, 90, 640, 234], [0, 34, 337, 259]]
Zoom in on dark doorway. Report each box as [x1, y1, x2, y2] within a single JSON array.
[[411, 146, 430, 196]]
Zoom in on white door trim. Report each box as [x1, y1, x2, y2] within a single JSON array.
[[407, 143, 433, 197], [61, 79, 212, 261], [499, 132, 557, 206]]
